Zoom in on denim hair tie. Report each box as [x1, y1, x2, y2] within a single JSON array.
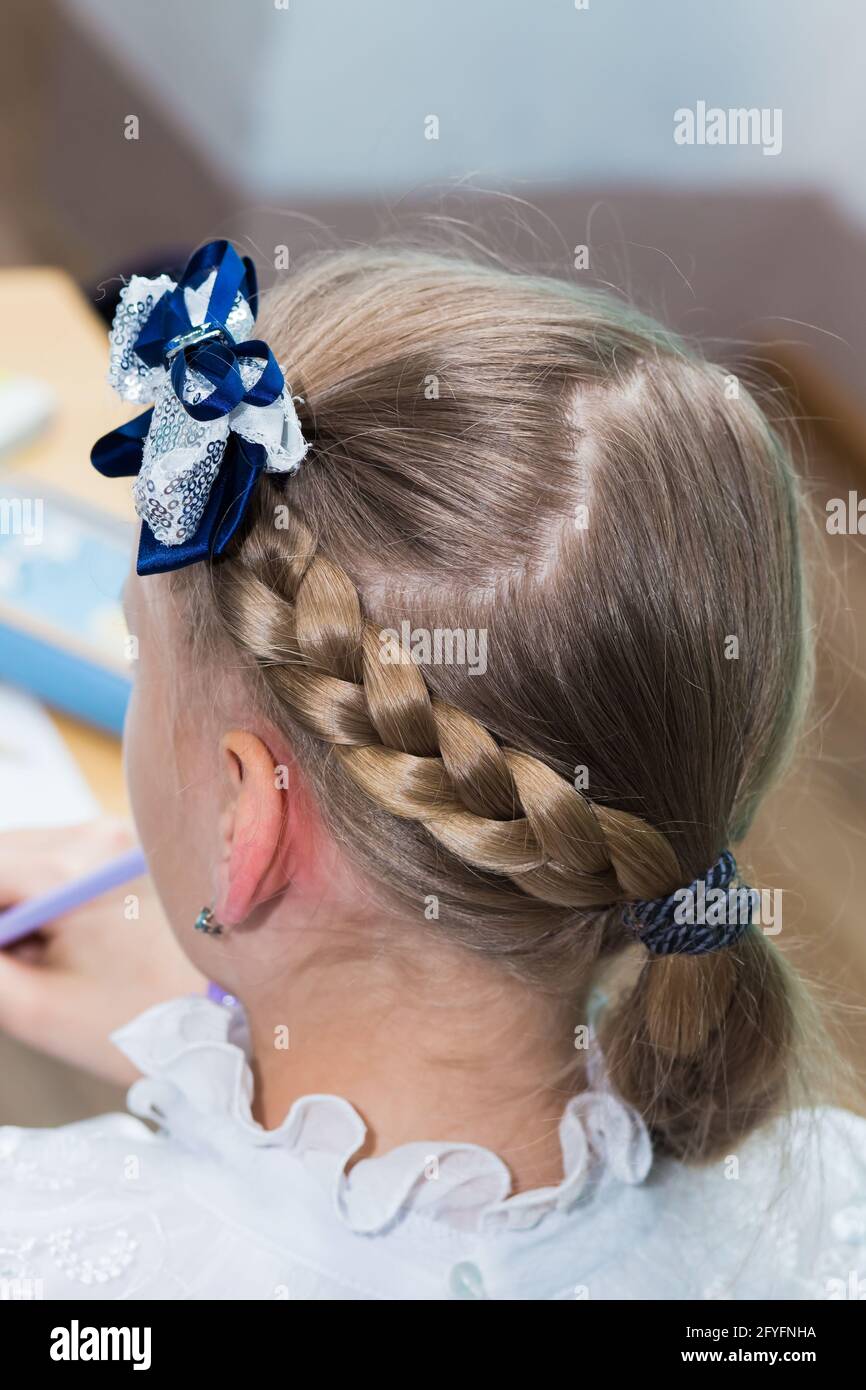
[[624, 849, 753, 956]]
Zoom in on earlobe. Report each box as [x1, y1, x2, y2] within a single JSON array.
[[213, 730, 292, 928]]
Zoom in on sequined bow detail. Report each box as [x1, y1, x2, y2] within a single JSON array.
[[91, 240, 308, 574]]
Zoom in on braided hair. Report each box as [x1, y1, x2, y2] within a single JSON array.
[[186, 246, 814, 1161]]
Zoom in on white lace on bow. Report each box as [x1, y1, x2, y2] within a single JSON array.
[[107, 271, 308, 547]]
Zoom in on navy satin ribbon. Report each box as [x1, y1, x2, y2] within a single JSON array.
[[133, 240, 258, 371], [91, 241, 283, 574], [136, 435, 268, 575]]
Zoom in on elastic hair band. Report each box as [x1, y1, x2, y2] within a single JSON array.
[[624, 849, 753, 956]]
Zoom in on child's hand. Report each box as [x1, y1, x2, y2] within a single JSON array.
[[0, 820, 206, 1086]]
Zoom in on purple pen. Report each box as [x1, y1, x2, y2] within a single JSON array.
[[0, 845, 234, 1009], [0, 846, 148, 948]]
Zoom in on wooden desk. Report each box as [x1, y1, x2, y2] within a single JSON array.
[[0, 267, 135, 814]]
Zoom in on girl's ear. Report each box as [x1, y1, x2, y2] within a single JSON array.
[[213, 730, 292, 927]]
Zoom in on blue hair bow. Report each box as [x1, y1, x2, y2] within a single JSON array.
[[91, 240, 308, 574]]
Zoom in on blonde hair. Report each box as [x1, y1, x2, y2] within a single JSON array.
[[187, 246, 815, 1161]]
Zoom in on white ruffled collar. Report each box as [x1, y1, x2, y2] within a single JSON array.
[[110, 995, 652, 1236]]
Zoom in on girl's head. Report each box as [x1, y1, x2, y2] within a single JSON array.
[[123, 247, 811, 1163]]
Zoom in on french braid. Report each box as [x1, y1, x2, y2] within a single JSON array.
[[220, 510, 680, 910]]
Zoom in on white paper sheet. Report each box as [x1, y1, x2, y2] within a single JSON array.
[[0, 682, 99, 831]]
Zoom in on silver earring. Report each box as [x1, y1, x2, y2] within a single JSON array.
[[194, 907, 224, 937]]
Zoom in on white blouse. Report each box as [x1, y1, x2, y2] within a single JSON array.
[[1, 994, 864, 1300]]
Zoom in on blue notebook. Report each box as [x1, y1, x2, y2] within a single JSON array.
[[0, 471, 134, 734]]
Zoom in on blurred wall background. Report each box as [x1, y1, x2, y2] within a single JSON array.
[[1, 0, 864, 399], [60, 0, 866, 217]]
